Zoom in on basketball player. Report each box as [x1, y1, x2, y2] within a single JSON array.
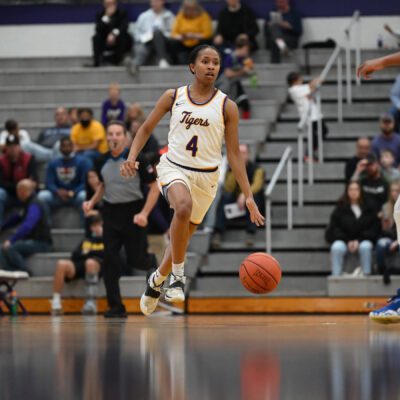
[[120, 45, 265, 315], [358, 51, 400, 323]]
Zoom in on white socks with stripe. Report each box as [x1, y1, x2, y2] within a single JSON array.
[[151, 269, 168, 287]]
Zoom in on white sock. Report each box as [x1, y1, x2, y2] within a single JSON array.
[[52, 293, 61, 305], [394, 196, 400, 244], [172, 262, 185, 278], [151, 269, 167, 286]]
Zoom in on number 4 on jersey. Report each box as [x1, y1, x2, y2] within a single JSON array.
[[186, 135, 198, 157]]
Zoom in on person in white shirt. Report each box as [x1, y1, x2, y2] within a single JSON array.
[[133, 0, 175, 67], [0, 120, 53, 162], [287, 71, 328, 160]]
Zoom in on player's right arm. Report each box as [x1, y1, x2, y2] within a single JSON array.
[[120, 89, 175, 177], [357, 52, 400, 79]]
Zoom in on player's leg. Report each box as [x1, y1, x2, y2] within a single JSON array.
[[51, 260, 76, 314]]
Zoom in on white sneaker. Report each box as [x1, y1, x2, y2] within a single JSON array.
[[164, 274, 186, 303], [50, 299, 63, 316], [140, 272, 163, 316], [158, 59, 169, 68], [81, 300, 97, 315]]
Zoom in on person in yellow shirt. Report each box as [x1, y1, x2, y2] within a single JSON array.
[[70, 108, 108, 164], [170, 0, 213, 64]]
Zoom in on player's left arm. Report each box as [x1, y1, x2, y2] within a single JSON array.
[[133, 181, 160, 227], [224, 99, 265, 227]]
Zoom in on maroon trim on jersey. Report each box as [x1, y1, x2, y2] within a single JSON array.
[[186, 85, 218, 106], [222, 95, 228, 123]]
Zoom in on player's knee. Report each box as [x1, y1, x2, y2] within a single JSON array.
[[174, 199, 192, 220]]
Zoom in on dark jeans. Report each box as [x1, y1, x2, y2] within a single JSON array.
[[214, 190, 264, 234], [102, 201, 154, 309], [168, 39, 211, 65], [264, 23, 299, 63], [93, 32, 132, 66], [134, 29, 170, 66], [311, 119, 329, 152], [0, 240, 51, 273]]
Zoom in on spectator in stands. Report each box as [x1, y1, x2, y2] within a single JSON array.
[[68, 107, 79, 125], [217, 35, 253, 119], [38, 137, 91, 221], [133, 0, 175, 68], [92, 0, 132, 67], [0, 119, 53, 162], [0, 179, 52, 276], [50, 214, 104, 315], [125, 102, 145, 130], [70, 108, 108, 163], [101, 83, 126, 127], [214, 0, 259, 52], [170, 0, 213, 65], [376, 182, 400, 284], [353, 153, 389, 214], [380, 149, 400, 181], [326, 181, 380, 277], [264, 0, 302, 64], [384, 24, 400, 47], [390, 74, 400, 132], [344, 137, 371, 183], [372, 113, 400, 164], [287, 72, 328, 160], [37, 107, 71, 150], [212, 143, 265, 247], [0, 135, 38, 226]]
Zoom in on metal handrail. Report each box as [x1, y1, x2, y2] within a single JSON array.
[[265, 147, 295, 254]]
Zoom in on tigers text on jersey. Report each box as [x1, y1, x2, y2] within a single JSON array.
[[166, 85, 228, 171]]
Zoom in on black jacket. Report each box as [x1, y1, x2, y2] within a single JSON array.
[[95, 7, 130, 37], [325, 203, 381, 244]]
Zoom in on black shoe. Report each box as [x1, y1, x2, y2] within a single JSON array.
[[104, 306, 127, 319]]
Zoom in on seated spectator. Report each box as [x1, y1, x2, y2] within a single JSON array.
[[50, 214, 104, 315], [0, 119, 53, 162], [92, 0, 132, 66], [170, 0, 213, 65], [344, 137, 371, 183], [384, 24, 400, 47], [214, 0, 259, 52], [133, 0, 175, 68], [0, 179, 52, 275], [325, 181, 380, 277], [70, 108, 108, 163], [101, 83, 126, 127], [353, 153, 390, 213], [376, 182, 400, 284], [217, 35, 253, 119], [125, 102, 145, 130], [0, 135, 38, 226], [372, 113, 400, 163], [37, 107, 71, 150], [390, 74, 400, 132], [380, 149, 400, 181], [287, 71, 328, 160], [38, 137, 91, 222], [264, 0, 302, 64], [68, 107, 79, 125], [212, 143, 265, 247]]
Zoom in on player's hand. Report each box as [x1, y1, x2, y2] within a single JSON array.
[[82, 201, 94, 216], [245, 196, 265, 227], [357, 58, 385, 80], [133, 212, 148, 227], [120, 159, 139, 177]]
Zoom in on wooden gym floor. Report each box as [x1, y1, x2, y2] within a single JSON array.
[[1, 314, 399, 400]]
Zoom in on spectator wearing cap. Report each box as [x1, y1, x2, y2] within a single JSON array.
[[353, 153, 390, 214], [0, 135, 38, 226], [70, 108, 108, 164], [38, 137, 91, 223], [344, 137, 371, 183], [390, 74, 400, 132], [372, 113, 400, 164], [0, 179, 52, 276]]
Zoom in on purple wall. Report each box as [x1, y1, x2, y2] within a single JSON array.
[[0, 0, 398, 25]]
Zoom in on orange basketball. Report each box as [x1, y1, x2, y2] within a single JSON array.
[[239, 252, 282, 294]]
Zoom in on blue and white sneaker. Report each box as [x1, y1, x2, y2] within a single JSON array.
[[369, 289, 400, 324]]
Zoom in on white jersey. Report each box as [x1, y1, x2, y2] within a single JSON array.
[[166, 85, 228, 171]]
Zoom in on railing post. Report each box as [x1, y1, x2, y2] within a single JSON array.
[[345, 34, 352, 104], [297, 133, 303, 207], [337, 53, 343, 123], [307, 118, 314, 185], [287, 156, 293, 230], [355, 17, 361, 86], [266, 197, 271, 254], [316, 91, 324, 163]]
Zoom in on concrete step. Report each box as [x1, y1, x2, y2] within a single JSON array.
[[263, 161, 345, 182], [0, 64, 295, 86], [202, 251, 330, 274], [328, 276, 400, 297], [217, 228, 328, 251], [52, 208, 81, 229], [192, 275, 327, 297], [52, 229, 84, 252], [307, 66, 399, 81], [271, 205, 332, 226], [318, 83, 392, 101], [0, 81, 287, 105]]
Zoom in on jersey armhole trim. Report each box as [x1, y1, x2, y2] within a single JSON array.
[[170, 88, 178, 113], [222, 95, 228, 125]]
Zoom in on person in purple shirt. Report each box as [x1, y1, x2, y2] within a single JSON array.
[[101, 83, 126, 126], [372, 113, 400, 165], [0, 180, 52, 276]]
